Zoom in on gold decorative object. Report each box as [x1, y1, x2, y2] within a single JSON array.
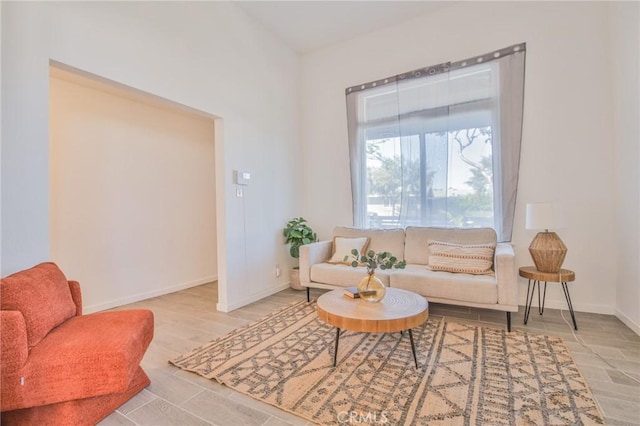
[[357, 273, 386, 303]]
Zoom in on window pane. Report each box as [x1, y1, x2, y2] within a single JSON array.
[[445, 127, 493, 227], [364, 127, 493, 229], [347, 46, 526, 240], [365, 137, 404, 228], [425, 132, 449, 226]]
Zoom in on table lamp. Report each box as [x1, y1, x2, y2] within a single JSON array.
[[525, 202, 567, 273]]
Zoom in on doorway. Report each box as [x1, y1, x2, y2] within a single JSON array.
[[49, 64, 218, 313]]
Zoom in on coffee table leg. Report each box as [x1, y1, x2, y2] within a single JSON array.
[[333, 327, 340, 367], [408, 329, 418, 369]]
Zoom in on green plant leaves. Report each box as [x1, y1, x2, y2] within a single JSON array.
[[283, 217, 318, 259], [345, 248, 406, 275]]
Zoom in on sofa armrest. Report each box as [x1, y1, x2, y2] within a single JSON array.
[[68, 280, 83, 316], [495, 243, 518, 308], [299, 240, 333, 284], [1, 311, 28, 380]]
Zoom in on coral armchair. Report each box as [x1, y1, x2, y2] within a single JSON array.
[[1, 262, 154, 425]]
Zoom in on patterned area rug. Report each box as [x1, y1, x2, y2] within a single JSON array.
[[170, 300, 604, 425]]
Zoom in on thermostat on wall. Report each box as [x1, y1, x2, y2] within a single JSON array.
[[235, 170, 251, 186]]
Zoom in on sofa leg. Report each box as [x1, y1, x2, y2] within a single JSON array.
[[506, 312, 512, 332], [306, 287, 310, 303]]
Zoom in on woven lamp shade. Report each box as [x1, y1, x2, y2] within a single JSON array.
[[526, 203, 567, 273], [528, 231, 567, 273]]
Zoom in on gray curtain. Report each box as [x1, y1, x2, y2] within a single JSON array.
[[493, 50, 526, 241], [345, 43, 526, 242]]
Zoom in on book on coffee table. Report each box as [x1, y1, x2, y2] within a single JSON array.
[[343, 286, 377, 299]]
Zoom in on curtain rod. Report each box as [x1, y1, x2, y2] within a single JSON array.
[[346, 42, 526, 95]]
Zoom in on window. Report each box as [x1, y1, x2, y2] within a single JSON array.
[[346, 44, 526, 241]]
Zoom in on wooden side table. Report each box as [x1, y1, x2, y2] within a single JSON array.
[[519, 266, 577, 330]]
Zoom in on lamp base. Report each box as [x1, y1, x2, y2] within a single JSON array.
[[529, 231, 567, 273]]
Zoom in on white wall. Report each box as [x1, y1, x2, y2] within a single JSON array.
[[50, 70, 217, 312], [1, 2, 301, 311], [300, 2, 624, 315], [610, 2, 640, 333]]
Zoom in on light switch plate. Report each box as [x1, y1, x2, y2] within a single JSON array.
[[235, 170, 251, 186]]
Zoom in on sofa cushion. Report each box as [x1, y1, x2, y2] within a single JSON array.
[[16, 309, 154, 407], [391, 265, 498, 305], [1, 262, 77, 349], [334, 227, 405, 260], [427, 241, 496, 275], [328, 236, 369, 264], [311, 263, 391, 288], [404, 227, 497, 265]]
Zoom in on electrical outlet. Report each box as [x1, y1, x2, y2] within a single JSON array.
[[275, 264, 281, 277], [236, 187, 243, 198]]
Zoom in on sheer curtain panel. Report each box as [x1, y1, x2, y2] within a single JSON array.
[[346, 44, 526, 242]]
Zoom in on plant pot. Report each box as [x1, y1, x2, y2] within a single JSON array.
[[357, 273, 386, 303], [290, 268, 304, 291]]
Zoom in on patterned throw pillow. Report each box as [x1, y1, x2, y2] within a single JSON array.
[[327, 237, 369, 265], [426, 240, 496, 275]]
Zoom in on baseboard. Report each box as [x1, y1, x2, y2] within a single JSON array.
[[547, 300, 614, 315], [615, 308, 640, 336], [518, 297, 614, 315], [216, 282, 292, 312], [85, 275, 217, 313]]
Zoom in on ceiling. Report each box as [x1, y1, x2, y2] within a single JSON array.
[[235, 1, 453, 54]]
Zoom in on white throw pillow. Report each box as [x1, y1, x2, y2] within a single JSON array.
[[327, 237, 370, 265], [426, 240, 496, 275]]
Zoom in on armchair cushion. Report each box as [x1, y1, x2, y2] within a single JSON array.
[[1, 263, 76, 349], [3, 309, 154, 411], [0, 311, 28, 376]]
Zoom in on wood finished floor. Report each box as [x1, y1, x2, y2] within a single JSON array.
[[100, 283, 640, 426]]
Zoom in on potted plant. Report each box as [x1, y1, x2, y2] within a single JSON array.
[[283, 217, 318, 290], [345, 249, 406, 302]]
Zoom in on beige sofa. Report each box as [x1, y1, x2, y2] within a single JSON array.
[[299, 226, 518, 331]]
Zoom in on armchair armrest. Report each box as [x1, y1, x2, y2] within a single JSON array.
[[299, 240, 333, 284], [495, 243, 518, 308], [68, 280, 82, 316], [1, 311, 28, 381]]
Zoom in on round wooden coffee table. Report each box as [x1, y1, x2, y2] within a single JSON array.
[[316, 288, 429, 368]]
